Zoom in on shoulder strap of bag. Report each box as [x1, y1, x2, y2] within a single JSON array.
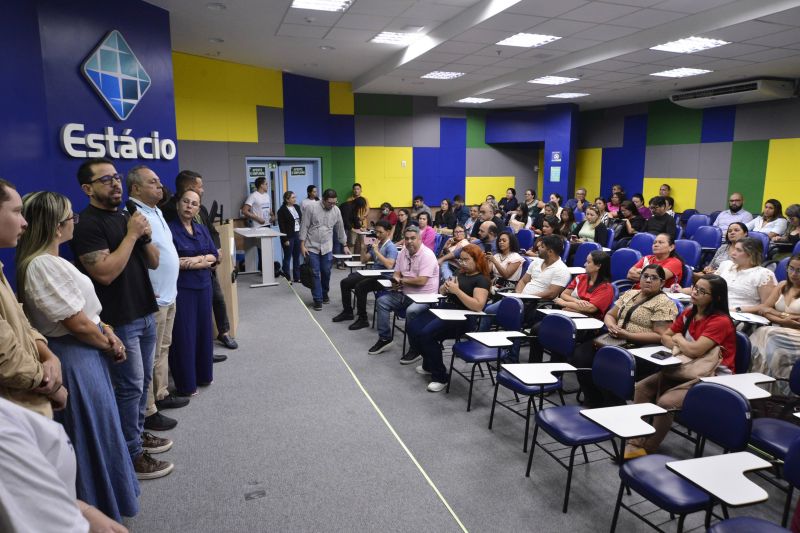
[[618, 292, 658, 329]]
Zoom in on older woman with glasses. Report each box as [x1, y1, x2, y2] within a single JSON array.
[[437, 225, 471, 280], [16, 191, 138, 521], [167, 189, 218, 396]]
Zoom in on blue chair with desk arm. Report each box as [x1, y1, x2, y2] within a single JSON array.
[[609, 383, 752, 533], [610, 248, 641, 294], [684, 214, 710, 238], [571, 241, 601, 268], [488, 313, 572, 452], [516, 229, 534, 252], [447, 296, 523, 412], [675, 240, 701, 269], [630, 233, 656, 258], [525, 345, 635, 513]]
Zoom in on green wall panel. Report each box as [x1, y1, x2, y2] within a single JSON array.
[[331, 145, 355, 201], [354, 94, 413, 116], [728, 140, 768, 214], [646, 100, 702, 146], [285, 143, 332, 190], [466, 109, 489, 148]]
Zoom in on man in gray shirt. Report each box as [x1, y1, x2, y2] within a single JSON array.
[[300, 188, 350, 311]]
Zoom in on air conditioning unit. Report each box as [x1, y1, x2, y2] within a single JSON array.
[[669, 79, 795, 109]]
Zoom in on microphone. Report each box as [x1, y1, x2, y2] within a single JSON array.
[[125, 199, 151, 244]]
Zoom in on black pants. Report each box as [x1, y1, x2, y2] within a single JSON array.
[[340, 273, 383, 318], [572, 339, 634, 408], [211, 271, 230, 334]]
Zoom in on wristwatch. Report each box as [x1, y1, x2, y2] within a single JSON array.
[[735, 306, 742, 312]]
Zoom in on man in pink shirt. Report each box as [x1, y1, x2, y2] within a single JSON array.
[[368, 225, 439, 361]]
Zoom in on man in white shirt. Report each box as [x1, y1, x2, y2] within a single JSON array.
[[713, 192, 753, 232], [300, 184, 319, 213], [242, 177, 273, 227]]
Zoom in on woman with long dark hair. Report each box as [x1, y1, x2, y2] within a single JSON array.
[[625, 274, 736, 458], [702, 221, 748, 274], [747, 198, 787, 238], [277, 190, 302, 283], [611, 200, 646, 250], [554, 251, 614, 318], [392, 208, 411, 243], [16, 191, 139, 520], [433, 198, 456, 233]]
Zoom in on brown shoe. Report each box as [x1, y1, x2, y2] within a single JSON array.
[[134, 451, 174, 480], [142, 431, 173, 454]]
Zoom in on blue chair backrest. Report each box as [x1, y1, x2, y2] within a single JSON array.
[[675, 226, 683, 240], [682, 382, 752, 452], [790, 359, 800, 396], [784, 437, 800, 489], [520, 256, 532, 279], [679, 209, 698, 226], [574, 209, 585, 223], [495, 296, 523, 332], [538, 314, 577, 360], [593, 346, 636, 401], [434, 233, 445, 255], [794, 241, 800, 256], [750, 232, 770, 259], [693, 225, 722, 250], [629, 233, 655, 257], [675, 239, 701, 268], [709, 211, 721, 224], [611, 283, 619, 301], [560, 239, 571, 263], [776, 257, 790, 282], [735, 331, 751, 374], [672, 298, 684, 315], [572, 242, 601, 268], [605, 227, 615, 250], [611, 248, 641, 282], [517, 229, 534, 251], [684, 214, 710, 238], [679, 264, 692, 288]]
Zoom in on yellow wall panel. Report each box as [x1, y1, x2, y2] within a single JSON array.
[[643, 177, 697, 212], [575, 148, 602, 199], [465, 177, 515, 205], [329, 81, 354, 115], [764, 138, 800, 206], [354, 147, 413, 207]]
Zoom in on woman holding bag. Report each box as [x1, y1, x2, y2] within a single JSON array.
[[624, 275, 736, 459]]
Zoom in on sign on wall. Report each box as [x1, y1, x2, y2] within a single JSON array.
[[290, 166, 306, 176]]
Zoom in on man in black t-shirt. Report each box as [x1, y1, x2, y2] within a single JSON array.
[[644, 196, 677, 239], [470, 202, 506, 239], [70, 157, 173, 480]]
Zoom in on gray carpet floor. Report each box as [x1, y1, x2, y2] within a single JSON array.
[[124, 268, 793, 532]]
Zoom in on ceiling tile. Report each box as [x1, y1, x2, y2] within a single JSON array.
[[754, 6, 800, 27], [474, 44, 526, 57], [505, 0, 590, 18], [431, 40, 486, 55], [589, 59, 640, 71], [653, 0, 735, 15], [615, 49, 675, 63], [608, 8, 686, 29], [560, 2, 642, 23], [653, 54, 714, 67], [440, 62, 484, 73], [693, 42, 768, 59], [588, 71, 641, 81], [621, 63, 666, 74], [528, 19, 597, 37], [283, 9, 342, 27], [335, 13, 392, 31], [696, 58, 755, 70], [400, 2, 466, 21], [348, 0, 415, 17], [276, 24, 330, 39], [571, 24, 641, 41], [544, 36, 604, 52], [557, 67, 606, 78], [706, 20, 794, 42], [474, 65, 520, 76], [517, 48, 569, 61], [455, 27, 516, 44], [604, 0, 662, 6], [498, 57, 539, 68], [455, 54, 504, 66], [738, 47, 800, 62], [476, 13, 547, 32], [745, 27, 800, 47], [419, 51, 466, 63], [325, 28, 378, 42]]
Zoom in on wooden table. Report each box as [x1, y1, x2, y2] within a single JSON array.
[[666, 452, 772, 507], [700, 373, 775, 400]]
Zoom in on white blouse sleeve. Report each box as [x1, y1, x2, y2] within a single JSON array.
[[24, 256, 85, 323], [756, 267, 778, 288]]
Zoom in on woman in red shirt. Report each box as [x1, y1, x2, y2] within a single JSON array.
[[627, 232, 684, 289], [625, 274, 736, 458], [554, 251, 614, 318]]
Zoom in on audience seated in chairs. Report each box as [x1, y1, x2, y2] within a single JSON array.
[[610, 200, 646, 250], [700, 222, 748, 275], [432, 198, 456, 234], [746, 198, 787, 238], [627, 232, 684, 289], [391, 208, 412, 244], [644, 196, 677, 239]]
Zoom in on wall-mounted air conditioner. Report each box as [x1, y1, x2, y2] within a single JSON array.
[[669, 79, 794, 109]]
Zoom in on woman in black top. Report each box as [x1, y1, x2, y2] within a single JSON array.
[[392, 208, 412, 243], [499, 188, 519, 215], [433, 198, 457, 233], [277, 190, 303, 282], [406, 244, 490, 392], [612, 200, 646, 250]]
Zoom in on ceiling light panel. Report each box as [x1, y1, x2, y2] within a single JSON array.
[[458, 97, 494, 104], [546, 93, 589, 99], [496, 33, 561, 48], [421, 71, 465, 80], [528, 75, 579, 85], [650, 36, 729, 54], [370, 32, 421, 45], [650, 67, 712, 78], [291, 0, 352, 12]]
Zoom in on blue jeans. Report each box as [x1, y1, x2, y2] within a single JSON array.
[[282, 234, 302, 281], [112, 314, 157, 460], [407, 310, 473, 383], [307, 251, 333, 302], [478, 300, 521, 362], [375, 291, 429, 340]]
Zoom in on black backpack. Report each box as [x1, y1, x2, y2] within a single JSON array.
[[299, 262, 314, 289]]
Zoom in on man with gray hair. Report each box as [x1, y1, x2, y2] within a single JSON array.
[[470, 202, 505, 239], [127, 166, 186, 433], [564, 188, 589, 213]]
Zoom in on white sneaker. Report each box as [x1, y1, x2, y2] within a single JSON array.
[[427, 381, 447, 393], [415, 365, 431, 375]]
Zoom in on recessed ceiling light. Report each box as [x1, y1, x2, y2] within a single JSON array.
[[370, 32, 421, 45], [206, 2, 226, 10], [528, 75, 579, 85], [546, 93, 589, 99], [650, 67, 712, 78], [421, 71, 464, 80], [458, 97, 493, 104], [209, 37, 224, 44], [319, 45, 335, 51], [496, 33, 560, 48], [291, 0, 352, 12], [650, 36, 729, 54]]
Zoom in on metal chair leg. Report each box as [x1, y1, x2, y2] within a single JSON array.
[[525, 423, 540, 477], [783, 486, 795, 527], [523, 397, 532, 452], [581, 445, 589, 463], [677, 514, 686, 533], [609, 481, 625, 533], [488, 381, 500, 429], [467, 364, 477, 411], [446, 352, 456, 393], [563, 447, 578, 513]]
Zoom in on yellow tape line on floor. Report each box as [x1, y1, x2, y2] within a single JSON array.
[[289, 284, 469, 533]]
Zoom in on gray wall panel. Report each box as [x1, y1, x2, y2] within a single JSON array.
[[579, 111, 624, 148], [177, 141, 231, 183], [466, 147, 537, 193], [644, 145, 671, 177], [354, 116, 385, 146], [383, 116, 414, 146], [257, 107, 284, 145], [697, 142, 732, 182], [695, 179, 730, 213], [734, 99, 800, 141], [668, 144, 700, 178]]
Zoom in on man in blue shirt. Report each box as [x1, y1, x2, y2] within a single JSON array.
[[127, 166, 186, 433], [564, 187, 589, 213], [332, 220, 398, 330], [452, 195, 470, 226]]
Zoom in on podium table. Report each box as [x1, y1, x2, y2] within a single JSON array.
[[234, 227, 285, 288]]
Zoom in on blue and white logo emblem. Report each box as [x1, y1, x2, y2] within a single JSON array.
[[81, 30, 151, 121]]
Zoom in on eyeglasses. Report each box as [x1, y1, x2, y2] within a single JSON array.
[[788, 266, 800, 275], [89, 174, 122, 186], [692, 285, 711, 296], [60, 213, 79, 224], [641, 274, 662, 282]]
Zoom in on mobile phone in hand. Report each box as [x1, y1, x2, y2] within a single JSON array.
[[651, 350, 672, 360]]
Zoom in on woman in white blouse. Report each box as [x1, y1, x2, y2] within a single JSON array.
[[747, 198, 787, 239], [715, 237, 777, 313], [16, 192, 139, 521]]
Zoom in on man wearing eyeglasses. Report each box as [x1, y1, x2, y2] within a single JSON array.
[[71, 158, 173, 480], [300, 188, 350, 311], [368, 225, 439, 359]]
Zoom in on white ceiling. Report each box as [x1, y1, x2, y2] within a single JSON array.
[[147, 0, 800, 110]]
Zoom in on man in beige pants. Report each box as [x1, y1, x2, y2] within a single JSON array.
[[127, 166, 188, 432]]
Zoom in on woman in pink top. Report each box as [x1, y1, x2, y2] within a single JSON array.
[[417, 212, 436, 251]]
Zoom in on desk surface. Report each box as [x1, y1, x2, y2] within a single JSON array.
[[730, 311, 770, 325], [580, 403, 667, 439], [700, 373, 775, 400], [499, 292, 540, 300], [628, 345, 682, 367], [333, 254, 358, 260], [430, 309, 487, 321], [234, 227, 284, 238], [663, 289, 691, 302], [573, 317, 605, 330], [666, 452, 771, 507], [537, 309, 589, 319], [407, 293, 446, 304], [502, 362, 576, 385], [567, 267, 586, 275], [378, 279, 393, 288], [344, 260, 367, 268], [466, 331, 526, 347], [355, 269, 394, 277]]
